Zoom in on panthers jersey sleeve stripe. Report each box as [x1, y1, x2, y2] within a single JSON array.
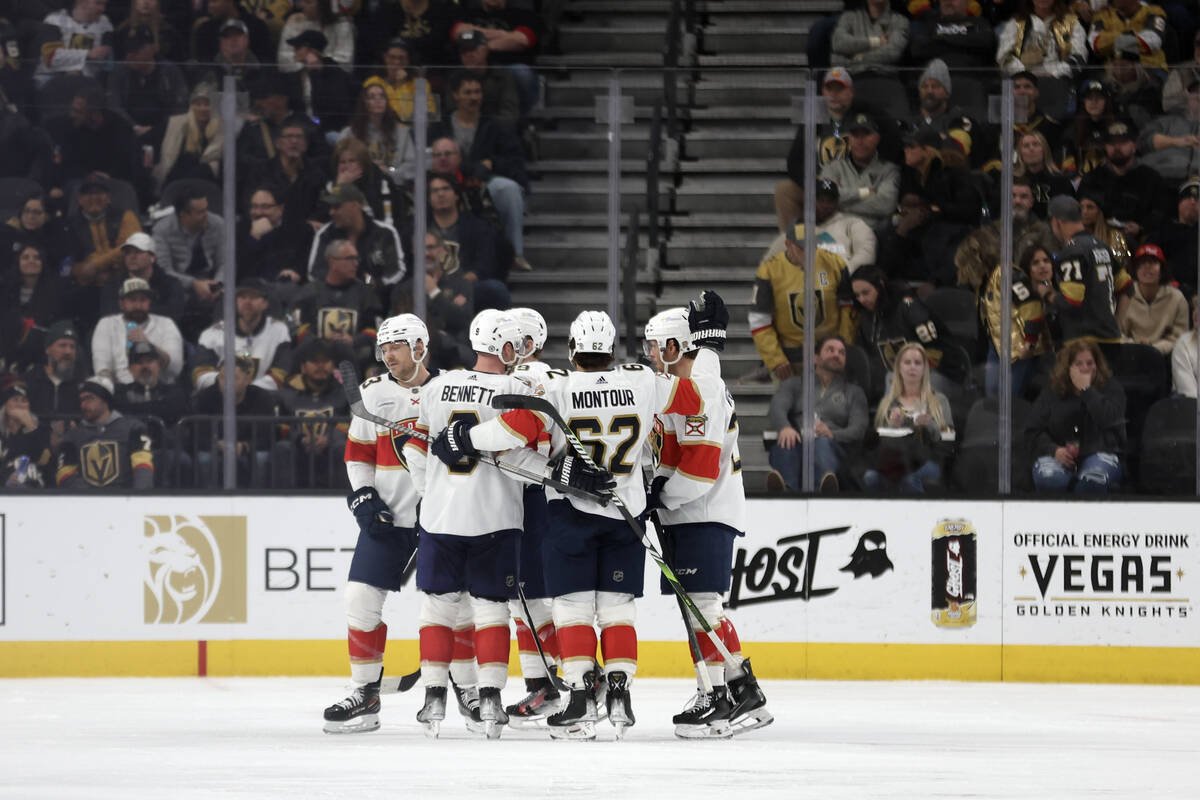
[[500, 409, 548, 446], [345, 434, 376, 463], [658, 430, 681, 473], [662, 377, 704, 416], [675, 440, 722, 483]]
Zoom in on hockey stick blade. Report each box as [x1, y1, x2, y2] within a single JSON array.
[[380, 668, 422, 694]]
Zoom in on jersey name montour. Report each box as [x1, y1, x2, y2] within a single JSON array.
[[570, 388, 636, 408]]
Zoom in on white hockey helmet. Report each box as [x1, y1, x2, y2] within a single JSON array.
[[509, 307, 548, 353], [469, 308, 525, 364], [375, 313, 429, 362], [568, 310, 616, 361], [642, 306, 695, 364]]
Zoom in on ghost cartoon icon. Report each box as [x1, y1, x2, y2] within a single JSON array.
[[840, 530, 893, 578]]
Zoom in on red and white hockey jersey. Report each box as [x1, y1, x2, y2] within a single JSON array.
[[404, 369, 539, 536], [343, 372, 429, 527], [654, 349, 746, 532], [471, 363, 704, 520]]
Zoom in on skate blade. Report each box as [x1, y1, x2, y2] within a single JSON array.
[[730, 708, 774, 735], [322, 714, 380, 734], [421, 720, 441, 739], [506, 714, 549, 730], [673, 721, 734, 740], [548, 721, 596, 741], [612, 721, 631, 741], [482, 720, 504, 740]]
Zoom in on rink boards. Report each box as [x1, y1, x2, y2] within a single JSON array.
[[0, 496, 1196, 684]]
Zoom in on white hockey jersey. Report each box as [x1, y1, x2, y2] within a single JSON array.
[[36, 10, 113, 85], [654, 349, 747, 532], [470, 363, 704, 520], [404, 369, 538, 536], [343, 371, 429, 527], [193, 317, 292, 392]]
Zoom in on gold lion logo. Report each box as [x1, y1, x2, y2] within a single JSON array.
[[143, 515, 246, 624]]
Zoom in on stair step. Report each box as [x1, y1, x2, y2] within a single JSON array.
[[659, 265, 758, 280], [679, 157, 780, 174], [667, 213, 778, 230], [697, 53, 808, 67], [539, 131, 658, 160], [674, 176, 775, 213], [540, 52, 665, 69], [536, 158, 656, 174], [559, 26, 671, 52], [686, 105, 796, 121]]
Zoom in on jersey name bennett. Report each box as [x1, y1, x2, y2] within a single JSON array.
[[440, 384, 497, 404]]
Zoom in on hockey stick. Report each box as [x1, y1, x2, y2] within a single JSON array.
[[515, 581, 567, 692], [336, 362, 603, 503], [381, 668, 422, 694], [490, 393, 736, 664], [655, 512, 715, 695]]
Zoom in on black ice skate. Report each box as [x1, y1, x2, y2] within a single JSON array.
[[416, 685, 447, 739], [727, 657, 774, 734], [547, 677, 598, 741], [605, 671, 635, 740], [476, 687, 509, 740], [672, 687, 734, 740], [450, 678, 486, 735], [322, 679, 381, 734], [505, 677, 561, 729]]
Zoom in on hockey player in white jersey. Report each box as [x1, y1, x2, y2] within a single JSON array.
[[322, 314, 433, 733], [644, 293, 772, 738], [458, 310, 705, 740], [504, 307, 563, 726], [409, 309, 610, 738]]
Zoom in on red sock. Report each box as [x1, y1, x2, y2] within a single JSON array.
[[514, 617, 537, 656], [557, 624, 598, 666], [453, 625, 475, 662], [537, 621, 560, 662], [721, 618, 743, 657], [475, 625, 510, 670], [348, 623, 387, 663], [600, 624, 637, 668], [419, 625, 454, 666]]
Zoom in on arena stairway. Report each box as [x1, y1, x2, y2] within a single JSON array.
[[663, 0, 842, 489], [510, 0, 842, 489]]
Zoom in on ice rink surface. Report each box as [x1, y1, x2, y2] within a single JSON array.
[[2, 676, 1197, 799]]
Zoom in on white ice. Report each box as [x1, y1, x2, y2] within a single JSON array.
[[1, 677, 1197, 799]]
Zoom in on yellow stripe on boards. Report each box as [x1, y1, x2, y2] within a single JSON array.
[[1, 641, 1197, 684]]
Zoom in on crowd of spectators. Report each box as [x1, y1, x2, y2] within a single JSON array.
[[0, 0, 550, 491], [760, 0, 1200, 496]]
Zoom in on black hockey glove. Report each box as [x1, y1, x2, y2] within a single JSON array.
[[645, 475, 668, 512], [551, 454, 616, 503], [688, 290, 729, 351], [430, 418, 479, 466], [347, 486, 395, 538]]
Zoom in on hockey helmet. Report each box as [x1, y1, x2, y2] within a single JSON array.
[[568, 310, 616, 361], [509, 307, 548, 353], [642, 306, 695, 364], [375, 313, 429, 362], [469, 308, 525, 365]]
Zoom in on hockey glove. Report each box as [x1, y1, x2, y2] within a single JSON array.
[[347, 486, 395, 538], [688, 290, 729, 351], [551, 454, 617, 503], [430, 418, 479, 466], [645, 475, 668, 512]]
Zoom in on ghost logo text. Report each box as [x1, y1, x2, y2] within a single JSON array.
[[728, 526, 849, 608]]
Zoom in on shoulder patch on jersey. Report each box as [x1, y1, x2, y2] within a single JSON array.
[[683, 415, 707, 438]]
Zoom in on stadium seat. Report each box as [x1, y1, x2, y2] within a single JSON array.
[[1137, 396, 1197, 494], [950, 396, 1035, 493]]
